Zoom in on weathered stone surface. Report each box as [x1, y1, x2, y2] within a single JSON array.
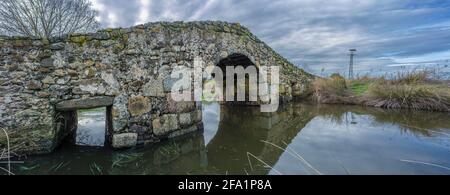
[[77, 79, 105, 95], [37, 92, 51, 98], [0, 21, 314, 155], [70, 35, 87, 44], [163, 70, 191, 93], [101, 72, 120, 96], [179, 113, 192, 127], [50, 43, 65, 50], [292, 82, 311, 98], [67, 69, 78, 77], [163, 77, 179, 92], [56, 96, 114, 111], [56, 77, 69, 85], [27, 80, 43, 90], [84, 67, 96, 78], [42, 76, 55, 84], [40, 58, 54, 67], [152, 114, 179, 136], [112, 94, 129, 132], [112, 133, 138, 148], [193, 110, 203, 123], [130, 124, 149, 134], [168, 125, 199, 139], [166, 95, 196, 113], [143, 77, 164, 97], [84, 60, 95, 67], [6, 64, 18, 71], [93, 32, 111, 40], [54, 69, 65, 76], [15, 109, 41, 118], [128, 96, 151, 117], [38, 67, 51, 73]]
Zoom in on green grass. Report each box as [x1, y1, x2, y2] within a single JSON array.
[[112, 153, 142, 168], [89, 162, 103, 175], [365, 82, 450, 111], [349, 81, 371, 96], [312, 71, 450, 112]]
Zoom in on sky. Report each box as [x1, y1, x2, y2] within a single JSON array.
[[89, 0, 450, 76]]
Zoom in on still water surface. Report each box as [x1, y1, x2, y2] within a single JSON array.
[[13, 103, 450, 175]]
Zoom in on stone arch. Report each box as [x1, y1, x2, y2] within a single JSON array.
[[213, 50, 258, 68], [217, 53, 257, 69], [213, 53, 262, 106], [0, 21, 314, 155]]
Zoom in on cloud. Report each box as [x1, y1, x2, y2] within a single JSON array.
[[89, 0, 450, 74], [91, 0, 141, 27], [136, 0, 151, 25]]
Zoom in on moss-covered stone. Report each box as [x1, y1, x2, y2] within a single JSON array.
[[128, 96, 151, 117], [70, 35, 87, 46]]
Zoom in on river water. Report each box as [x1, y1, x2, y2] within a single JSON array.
[[12, 102, 450, 175]]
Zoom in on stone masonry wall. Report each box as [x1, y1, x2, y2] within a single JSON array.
[[0, 21, 314, 155]]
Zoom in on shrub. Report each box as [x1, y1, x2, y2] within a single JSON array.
[[310, 70, 450, 112], [365, 82, 450, 111], [312, 74, 352, 104], [387, 71, 429, 85]]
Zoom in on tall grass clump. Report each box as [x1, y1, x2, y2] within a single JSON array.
[[311, 71, 450, 112], [365, 72, 450, 111], [389, 71, 429, 85], [312, 74, 354, 104]]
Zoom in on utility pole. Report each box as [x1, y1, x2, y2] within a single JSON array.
[[349, 49, 356, 79]]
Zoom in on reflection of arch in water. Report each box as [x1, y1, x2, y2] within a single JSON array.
[[109, 132, 208, 175], [205, 103, 316, 175], [13, 103, 450, 175], [17, 132, 208, 175], [202, 103, 221, 145], [204, 103, 450, 175]]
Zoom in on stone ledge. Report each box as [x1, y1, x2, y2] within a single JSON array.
[[55, 96, 114, 111]]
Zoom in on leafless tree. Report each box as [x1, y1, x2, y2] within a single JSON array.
[[0, 0, 99, 38]]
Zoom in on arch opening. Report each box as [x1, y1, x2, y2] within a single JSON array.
[[214, 53, 260, 106], [54, 97, 114, 149]]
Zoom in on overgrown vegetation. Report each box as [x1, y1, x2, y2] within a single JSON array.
[[312, 71, 450, 112], [312, 73, 353, 104]]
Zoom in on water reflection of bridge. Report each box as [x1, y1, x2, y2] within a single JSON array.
[[109, 103, 315, 175], [134, 103, 450, 175], [13, 103, 450, 175], [206, 104, 316, 175]]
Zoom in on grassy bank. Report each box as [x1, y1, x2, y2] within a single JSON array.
[[312, 71, 450, 112]]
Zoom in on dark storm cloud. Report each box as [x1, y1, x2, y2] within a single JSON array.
[[90, 0, 450, 73]]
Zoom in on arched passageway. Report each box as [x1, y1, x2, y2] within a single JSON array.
[[215, 53, 260, 106]]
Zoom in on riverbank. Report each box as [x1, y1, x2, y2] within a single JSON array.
[[311, 71, 450, 112]]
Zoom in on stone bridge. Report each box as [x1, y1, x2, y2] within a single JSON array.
[[0, 21, 313, 155]]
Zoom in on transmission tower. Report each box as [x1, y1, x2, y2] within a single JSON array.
[[348, 49, 357, 79]]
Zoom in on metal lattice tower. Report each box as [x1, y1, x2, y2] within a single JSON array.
[[349, 49, 357, 79]]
